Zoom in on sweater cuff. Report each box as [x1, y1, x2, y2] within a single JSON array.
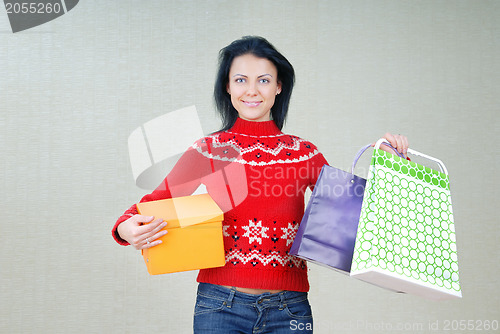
[[111, 214, 133, 246]]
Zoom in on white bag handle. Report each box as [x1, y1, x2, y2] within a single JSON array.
[[351, 142, 404, 174], [374, 138, 448, 175]]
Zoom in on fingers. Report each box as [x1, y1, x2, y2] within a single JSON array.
[[138, 217, 163, 231], [133, 215, 155, 225], [124, 215, 168, 250], [401, 135, 409, 158], [141, 219, 168, 247], [381, 132, 409, 158], [393, 134, 409, 158], [141, 225, 168, 249], [383, 132, 397, 149], [394, 135, 404, 155], [135, 218, 168, 250]]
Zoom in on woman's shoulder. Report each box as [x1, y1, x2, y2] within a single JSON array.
[[279, 132, 328, 164], [191, 131, 224, 146], [280, 132, 321, 151]]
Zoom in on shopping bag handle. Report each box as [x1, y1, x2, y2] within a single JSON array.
[[351, 141, 404, 174], [374, 138, 449, 175]]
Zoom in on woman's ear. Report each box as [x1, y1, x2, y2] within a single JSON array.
[[226, 83, 231, 95], [276, 81, 282, 95]]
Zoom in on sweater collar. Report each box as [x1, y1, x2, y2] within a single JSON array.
[[229, 117, 282, 136]]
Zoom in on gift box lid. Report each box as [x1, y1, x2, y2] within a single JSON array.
[[136, 193, 223, 229]]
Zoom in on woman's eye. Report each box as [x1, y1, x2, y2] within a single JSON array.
[[259, 78, 270, 84], [235, 78, 245, 83]]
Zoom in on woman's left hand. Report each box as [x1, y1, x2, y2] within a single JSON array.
[[374, 132, 409, 159]]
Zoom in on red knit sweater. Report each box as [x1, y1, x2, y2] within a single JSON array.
[[112, 118, 328, 292]]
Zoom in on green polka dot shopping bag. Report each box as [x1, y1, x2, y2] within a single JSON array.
[[350, 139, 462, 300]]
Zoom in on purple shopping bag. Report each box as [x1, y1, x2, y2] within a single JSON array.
[[290, 143, 403, 273]]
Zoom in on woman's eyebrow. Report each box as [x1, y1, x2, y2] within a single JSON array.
[[231, 74, 273, 78], [233, 73, 273, 78]]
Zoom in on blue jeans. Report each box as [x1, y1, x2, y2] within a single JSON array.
[[193, 283, 313, 333]]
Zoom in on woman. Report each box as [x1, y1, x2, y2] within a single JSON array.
[[112, 36, 409, 333]]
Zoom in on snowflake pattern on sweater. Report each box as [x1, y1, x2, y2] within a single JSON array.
[[225, 218, 304, 269], [242, 219, 269, 245]]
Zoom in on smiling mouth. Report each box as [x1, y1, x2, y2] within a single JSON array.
[[243, 101, 262, 107]]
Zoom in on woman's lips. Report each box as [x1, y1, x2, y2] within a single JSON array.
[[242, 101, 262, 107]]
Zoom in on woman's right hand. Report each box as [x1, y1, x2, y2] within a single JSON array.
[[117, 215, 168, 250]]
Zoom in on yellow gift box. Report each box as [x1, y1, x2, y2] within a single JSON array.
[[136, 193, 225, 275]]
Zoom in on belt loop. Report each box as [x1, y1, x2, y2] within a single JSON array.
[[278, 292, 287, 310], [226, 288, 236, 308]]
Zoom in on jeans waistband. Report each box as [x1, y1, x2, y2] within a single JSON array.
[[197, 283, 308, 307]]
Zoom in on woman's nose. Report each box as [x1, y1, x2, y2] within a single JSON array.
[[245, 82, 258, 96]]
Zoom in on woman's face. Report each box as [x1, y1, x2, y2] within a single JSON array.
[[227, 54, 282, 122]]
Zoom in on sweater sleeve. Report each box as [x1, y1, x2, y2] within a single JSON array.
[[307, 147, 329, 191], [111, 140, 212, 245]]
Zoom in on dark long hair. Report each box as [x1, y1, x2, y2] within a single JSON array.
[[214, 36, 295, 131]]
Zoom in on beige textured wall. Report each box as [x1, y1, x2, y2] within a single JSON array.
[[1, 1, 498, 333]]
